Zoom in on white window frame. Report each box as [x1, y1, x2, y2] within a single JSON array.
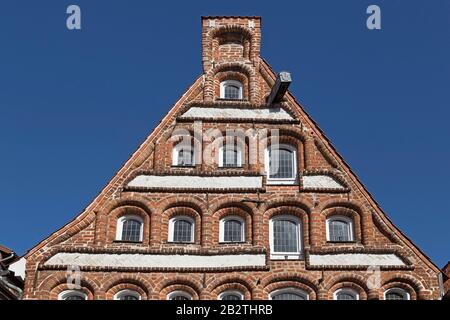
[[269, 215, 302, 260], [333, 288, 360, 300], [115, 215, 144, 242], [218, 290, 244, 300], [168, 216, 195, 243], [172, 143, 195, 166], [384, 288, 410, 300], [220, 80, 244, 100], [58, 290, 87, 300], [114, 289, 141, 300], [265, 144, 297, 185], [326, 215, 354, 242], [167, 290, 193, 300], [219, 216, 245, 243], [218, 144, 243, 168], [269, 288, 309, 300]]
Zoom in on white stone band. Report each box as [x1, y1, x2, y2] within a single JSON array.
[[179, 106, 294, 120], [44, 252, 267, 269], [302, 175, 345, 189], [127, 175, 263, 189], [309, 253, 406, 266]]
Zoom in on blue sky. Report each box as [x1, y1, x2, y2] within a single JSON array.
[[0, 1, 449, 267]]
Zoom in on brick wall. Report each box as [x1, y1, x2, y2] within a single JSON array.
[[443, 262, 450, 299], [22, 16, 442, 300]]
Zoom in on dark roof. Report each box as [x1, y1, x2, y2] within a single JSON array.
[[0, 273, 23, 300], [0, 284, 19, 300], [0, 245, 23, 300], [0, 244, 13, 255], [0, 245, 19, 269]]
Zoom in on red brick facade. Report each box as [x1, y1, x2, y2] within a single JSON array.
[[443, 262, 450, 300], [23, 16, 442, 300]]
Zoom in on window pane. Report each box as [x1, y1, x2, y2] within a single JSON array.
[[223, 219, 243, 242], [336, 293, 356, 300], [120, 295, 139, 300], [386, 292, 405, 300], [269, 148, 295, 179], [64, 295, 85, 300], [178, 148, 193, 166], [171, 295, 189, 300], [273, 219, 298, 253], [173, 219, 193, 242], [223, 147, 239, 167], [224, 85, 240, 99], [329, 220, 350, 242], [222, 294, 242, 300], [121, 219, 142, 242], [272, 293, 306, 300]]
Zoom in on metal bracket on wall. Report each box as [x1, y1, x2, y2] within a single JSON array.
[[267, 71, 292, 105]]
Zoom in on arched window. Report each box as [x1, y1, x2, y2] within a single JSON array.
[[326, 216, 354, 242], [219, 216, 245, 243], [219, 145, 243, 168], [114, 290, 141, 300], [167, 291, 192, 300], [269, 288, 308, 300], [219, 290, 244, 300], [220, 80, 243, 100], [384, 288, 410, 300], [269, 215, 302, 259], [116, 215, 144, 242], [265, 144, 297, 184], [168, 216, 195, 243], [58, 290, 87, 300], [334, 288, 359, 300], [173, 143, 195, 167]]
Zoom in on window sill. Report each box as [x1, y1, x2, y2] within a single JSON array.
[[113, 240, 143, 244], [167, 241, 196, 245], [171, 165, 196, 168], [219, 241, 247, 245], [270, 254, 303, 260], [266, 180, 298, 186], [218, 166, 244, 169], [216, 98, 248, 102]]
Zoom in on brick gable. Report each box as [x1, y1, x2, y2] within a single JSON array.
[[23, 16, 442, 300]]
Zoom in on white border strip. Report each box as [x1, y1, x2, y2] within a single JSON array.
[[44, 253, 266, 269], [180, 106, 294, 120], [309, 253, 406, 266], [127, 175, 263, 189]]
